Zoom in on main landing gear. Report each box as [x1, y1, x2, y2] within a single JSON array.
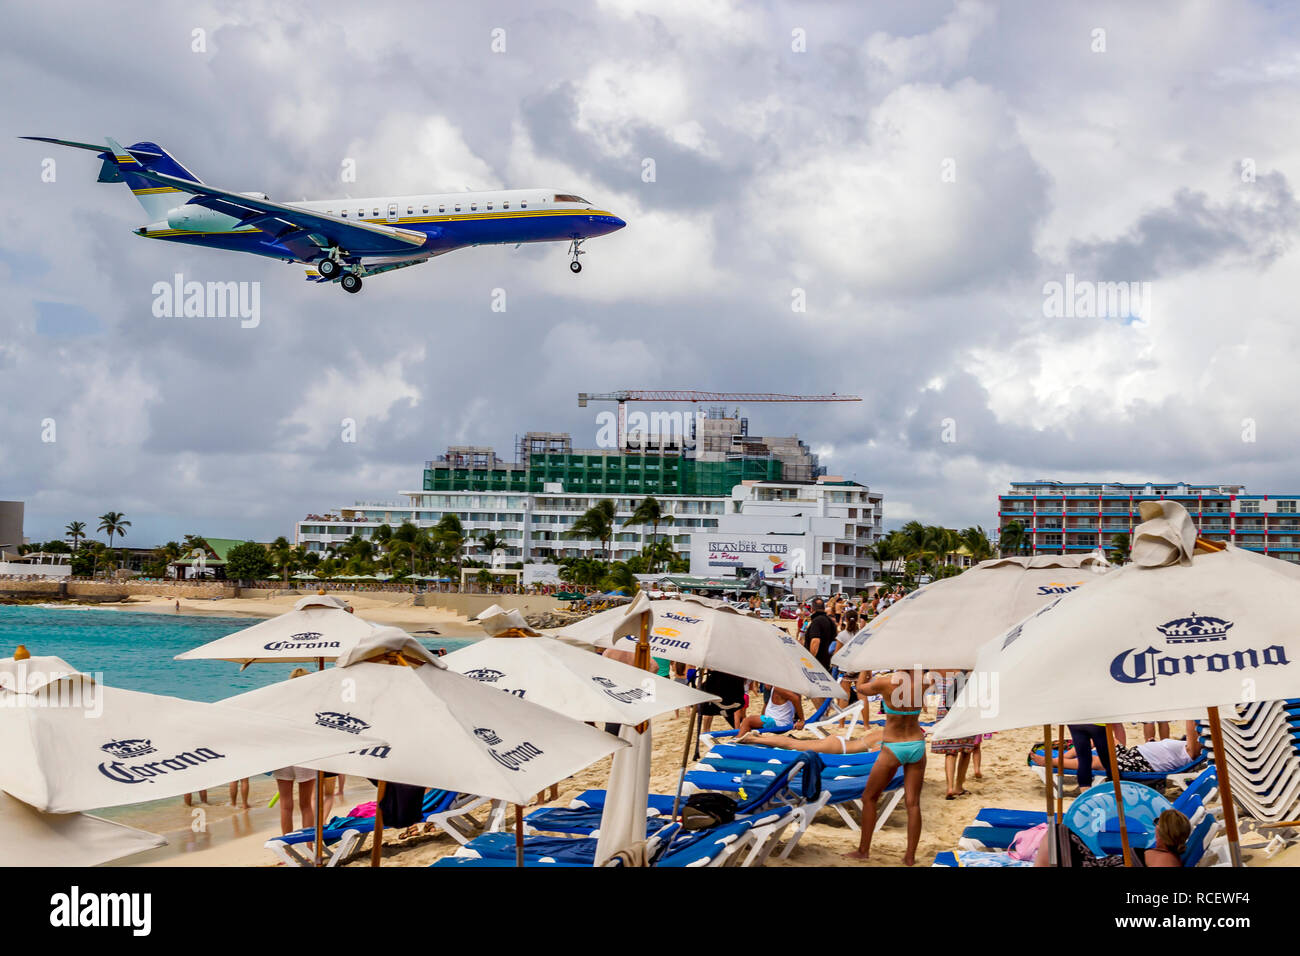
[[340, 273, 363, 294], [316, 257, 341, 280], [568, 238, 586, 273]]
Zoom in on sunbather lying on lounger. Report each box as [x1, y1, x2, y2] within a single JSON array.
[[1034, 809, 1191, 867], [1029, 721, 1202, 776], [736, 726, 884, 754]]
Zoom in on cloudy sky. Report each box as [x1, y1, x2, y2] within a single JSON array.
[[4, 0, 1300, 547]]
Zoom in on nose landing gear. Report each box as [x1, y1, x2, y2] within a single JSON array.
[[567, 238, 586, 274]]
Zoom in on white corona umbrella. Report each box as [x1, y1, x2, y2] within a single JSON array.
[[833, 552, 1111, 671], [933, 501, 1300, 866], [0, 791, 165, 867], [0, 649, 385, 814], [220, 625, 626, 865], [174, 594, 376, 668], [559, 593, 844, 700], [449, 605, 717, 864], [445, 605, 716, 724]]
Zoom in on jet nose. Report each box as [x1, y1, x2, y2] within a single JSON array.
[[608, 215, 626, 231]]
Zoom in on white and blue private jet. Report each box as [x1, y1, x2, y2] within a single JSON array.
[[24, 136, 626, 293]]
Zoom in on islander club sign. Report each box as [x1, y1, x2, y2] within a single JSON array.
[[706, 537, 790, 570]]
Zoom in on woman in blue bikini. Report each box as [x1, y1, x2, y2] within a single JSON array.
[[845, 668, 929, 865]]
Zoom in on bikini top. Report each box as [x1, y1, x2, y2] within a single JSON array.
[[882, 703, 922, 717]]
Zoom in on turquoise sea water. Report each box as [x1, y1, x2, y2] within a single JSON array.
[[0, 605, 473, 701]]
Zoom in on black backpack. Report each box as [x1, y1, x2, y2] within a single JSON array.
[[680, 792, 738, 831]]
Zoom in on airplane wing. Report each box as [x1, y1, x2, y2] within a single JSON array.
[[126, 165, 430, 257]]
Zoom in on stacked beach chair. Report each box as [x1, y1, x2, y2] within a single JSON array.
[[1200, 698, 1300, 824]]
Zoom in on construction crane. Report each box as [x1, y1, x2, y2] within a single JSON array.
[[577, 390, 861, 450]]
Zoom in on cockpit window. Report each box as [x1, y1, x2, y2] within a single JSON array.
[[553, 194, 589, 204]]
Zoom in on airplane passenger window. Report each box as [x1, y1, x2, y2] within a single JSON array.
[[520, 201, 527, 208], [422, 205, 429, 214], [454, 204, 461, 212], [486, 202, 493, 210], [503, 201, 509, 209], [439, 205, 445, 213], [357, 209, 363, 216], [340, 211, 347, 217], [407, 205, 413, 214], [553, 194, 588, 203], [372, 208, 379, 216], [470, 202, 478, 211]]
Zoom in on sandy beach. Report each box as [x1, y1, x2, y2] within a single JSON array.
[[114, 705, 1198, 868], [78, 591, 485, 638]]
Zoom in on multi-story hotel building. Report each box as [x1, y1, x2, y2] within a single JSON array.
[[998, 480, 1300, 563], [295, 414, 885, 590]]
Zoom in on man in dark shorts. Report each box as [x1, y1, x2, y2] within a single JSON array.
[[698, 669, 747, 734]]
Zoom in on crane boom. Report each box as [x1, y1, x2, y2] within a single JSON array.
[[577, 390, 860, 406]]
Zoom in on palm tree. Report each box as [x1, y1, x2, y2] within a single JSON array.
[[65, 521, 86, 552], [999, 521, 1027, 557], [568, 499, 616, 561], [476, 530, 508, 562], [392, 522, 424, 578], [269, 536, 295, 583], [433, 515, 465, 581], [1108, 531, 1130, 566], [97, 512, 130, 572], [623, 496, 674, 572], [959, 525, 995, 563]]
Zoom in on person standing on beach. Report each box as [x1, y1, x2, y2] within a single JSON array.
[[931, 670, 978, 799], [229, 778, 250, 809], [846, 669, 929, 866], [803, 599, 838, 709], [271, 667, 318, 834]]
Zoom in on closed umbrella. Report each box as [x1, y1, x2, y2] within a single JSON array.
[[0, 791, 165, 867], [0, 648, 383, 814], [221, 627, 627, 865], [932, 501, 1300, 866], [833, 552, 1111, 672]]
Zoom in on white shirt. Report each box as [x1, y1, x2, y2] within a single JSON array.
[[1136, 738, 1190, 771]]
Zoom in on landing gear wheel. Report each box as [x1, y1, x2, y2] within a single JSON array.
[[569, 260, 582, 274], [341, 274, 363, 294], [317, 257, 340, 279]]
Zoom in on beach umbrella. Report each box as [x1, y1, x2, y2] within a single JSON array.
[[220, 627, 627, 865], [832, 552, 1111, 672], [445, 605, 715, 725], [0, 647, 383, 814], [560, 592, 844, 820], [447, 605, 717, 864], [173, 594, 377, 669], [0, 790, 165, 867], [559, 592, 845, 701], [931, 501, 1300, 866], [173, 592, 381, 864]]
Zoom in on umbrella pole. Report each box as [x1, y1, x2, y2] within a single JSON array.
[[1043, 725, 1057, 866], [1206, 706, 1243, 867], [314, 655, 325, 867], [633, 609, 651, 734], [1103, 724, 1134, 867], [370, 781, 385, 868], [1056, 725, 1066, 821], [672, 704, 700, 819], [515, 804, 524, 868]]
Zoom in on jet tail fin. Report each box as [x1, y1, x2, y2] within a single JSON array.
[[103, 136, 204, 219], [21, 136, 203, 220]]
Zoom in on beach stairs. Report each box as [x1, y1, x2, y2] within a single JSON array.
[[1199, 698, 1300, 826]]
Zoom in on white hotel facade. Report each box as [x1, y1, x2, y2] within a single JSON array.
[[295, 476, 884, 593]]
